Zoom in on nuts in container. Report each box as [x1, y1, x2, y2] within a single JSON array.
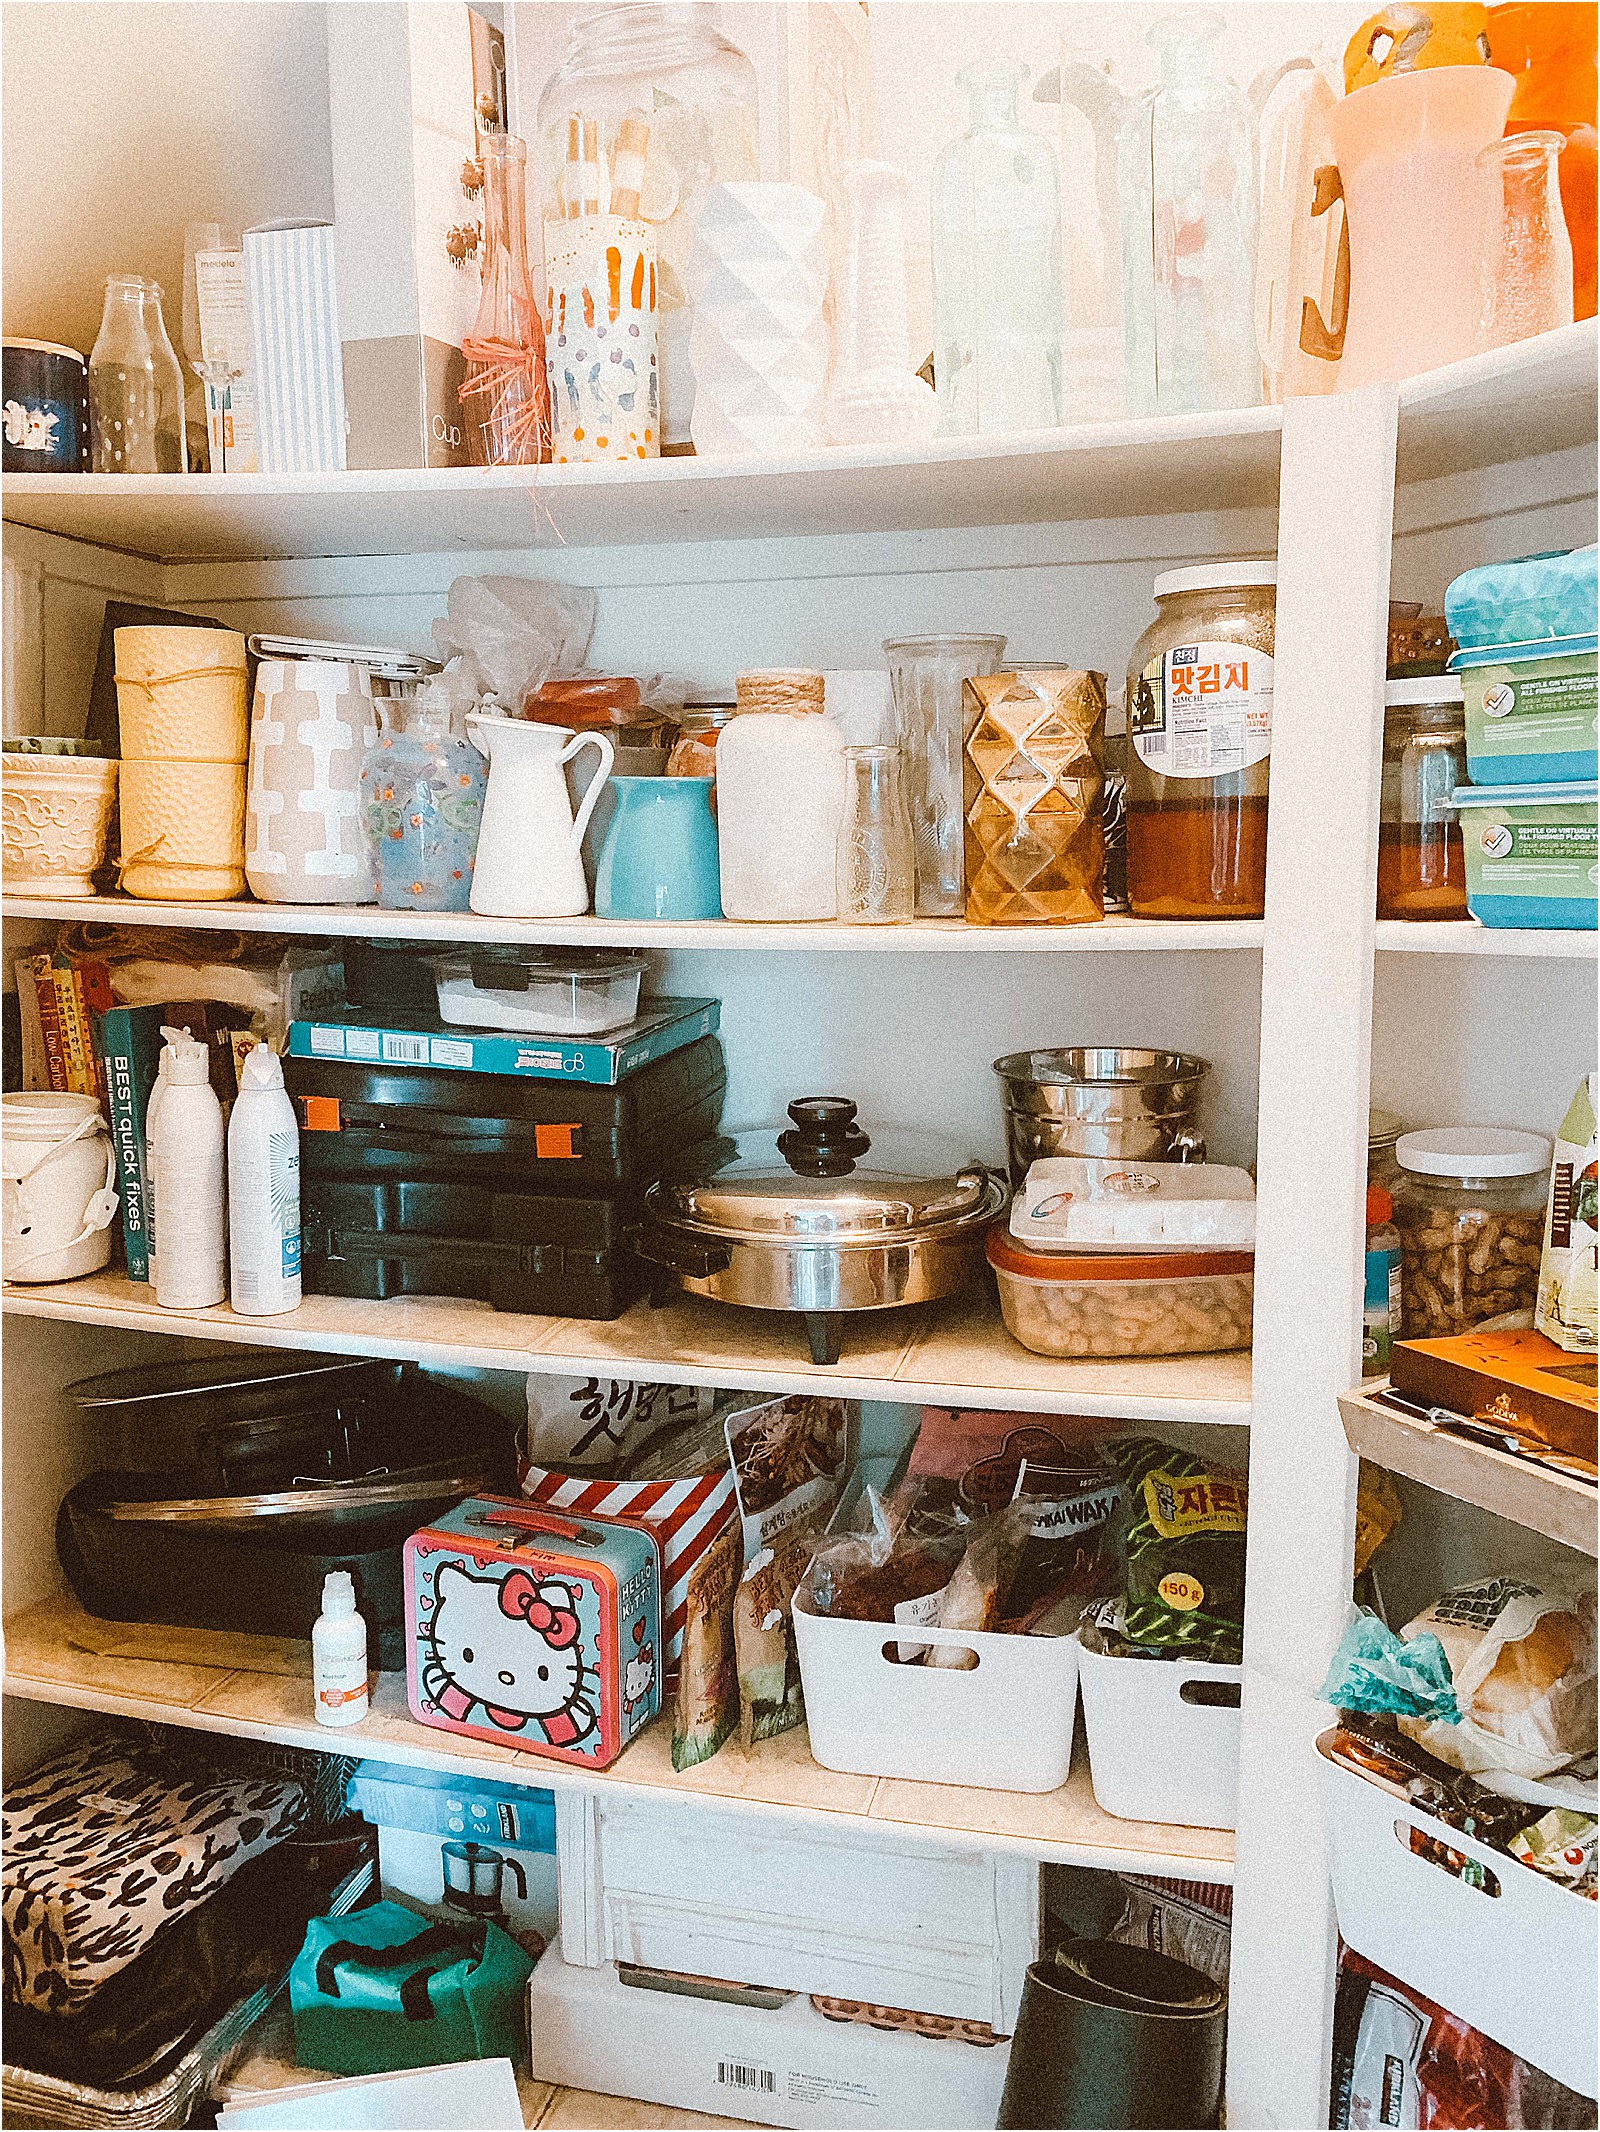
[[1393, 1127, 1553, 1340], [986, 1229, 1253, 1358]]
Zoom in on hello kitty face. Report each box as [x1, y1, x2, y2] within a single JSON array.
[[423, 1563, 597, 1746]]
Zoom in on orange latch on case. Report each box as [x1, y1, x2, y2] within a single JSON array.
[[302, 1096, 342, 1131], [534, 1123, 581, 1159]]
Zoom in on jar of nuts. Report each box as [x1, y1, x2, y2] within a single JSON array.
[[1393, 1127, 1552, 1340]]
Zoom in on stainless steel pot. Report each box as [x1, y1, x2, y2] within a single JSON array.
[[638, 1096, 1007, 1365], [993, 1047, 1209, 1187]]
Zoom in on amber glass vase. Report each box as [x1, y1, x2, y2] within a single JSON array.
[[962, 669, 1106, 924]]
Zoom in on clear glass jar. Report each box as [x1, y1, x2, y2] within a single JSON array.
[[931, 63, 1064, 437], [1393, 1126, 1552, 1339], [883, 632, 1008, 917], [88, 275, 186, 473], [534, 3, 758, 451], [1377, 678, 1469, 920], [1124, 564, 1276, 918], [667, 701, 734, 783], [837, 745, 915, 923], [1368, 1108, 1405, 1195]]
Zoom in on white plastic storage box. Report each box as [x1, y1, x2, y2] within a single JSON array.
[[528, 1945, 1012, 2131], [791, 1592, 1080, 1791], [1318, 1735, 1598, 2098], [1076, 1640, 1242, 1830], [555, 1792, 1037, 2030]]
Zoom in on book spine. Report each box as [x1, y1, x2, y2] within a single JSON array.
[[13, 958, 48, 1089], [74, 959, 116, 1113], [49, 959, 91, 1095], [27, 954, 69, 1091], [100, 1008, 151, 1281]]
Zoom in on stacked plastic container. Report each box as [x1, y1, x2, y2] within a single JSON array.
[[1442, 545, 1598, 930]]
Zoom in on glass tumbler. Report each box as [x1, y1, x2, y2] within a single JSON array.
[[88, 274, 186, 473], [837, 745, 915, 923], [883, 633, 1007, 916], [1478, 130, 1575, 348]]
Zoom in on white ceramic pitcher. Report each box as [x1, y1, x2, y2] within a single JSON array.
[[467, 713, 614, 917]]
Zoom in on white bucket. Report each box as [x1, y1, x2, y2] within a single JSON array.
[[2, 1093, 119, 1283]]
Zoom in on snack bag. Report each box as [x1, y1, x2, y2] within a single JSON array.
[[1396, 1578, 1597, 1781], [1537, 1074, 1599, 1355], [671, 1516, 740, 1772], [725, 1395, 850, 1557], [734, 1544, 806, 1745], [1107, 1437, 1249, 1664]]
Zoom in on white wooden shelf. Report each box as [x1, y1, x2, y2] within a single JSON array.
[[1339, 1382, 1597, 1554], [2, 324, 1588, 567], [1, 1595, 1234, 1883], [0, 892, 1265, 954], [1373, 920, 1595, 959], [0, 1274, 1254, 1424]]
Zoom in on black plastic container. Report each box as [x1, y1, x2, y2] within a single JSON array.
[[996, 1940, 1227, 2130], [286, 1034, 726, 1190], [301, 1175, 653, 1318], [2, 338, 87, 471]]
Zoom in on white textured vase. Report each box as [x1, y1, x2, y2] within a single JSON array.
[[245, 659, 378, 903], [1, 754, 118, 896], [829, 161, 937, 448], [687, 183, 829, 456]]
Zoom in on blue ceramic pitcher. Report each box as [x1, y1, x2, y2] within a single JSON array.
[[594, 776, 721, 921]]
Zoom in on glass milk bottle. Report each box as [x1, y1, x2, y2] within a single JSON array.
[[88, 275, 187, 472], [932, 64, 1065, 436], [716, 671, 847, 920]]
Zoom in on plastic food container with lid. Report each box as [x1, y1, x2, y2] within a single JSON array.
[[1445, 547, 1598, 784], [1393, 1125, 1551, 1339], [1124, 561, 1277, 918], [986, 1228, 1253, 1359], [435, 948, 648, 1035], [1446, 780, 1597, 930], [1010, 1156, 1256, 1254]]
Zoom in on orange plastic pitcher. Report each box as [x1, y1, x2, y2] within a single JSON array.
[[1489, 2, 1598, 317], [1326, 64, 1516, 386]]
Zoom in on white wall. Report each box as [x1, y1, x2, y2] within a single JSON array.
[[1, 1, 334, 361]]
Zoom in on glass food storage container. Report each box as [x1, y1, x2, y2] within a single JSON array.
[[435, 948, 647, 1035], [1125, 564, 1276, 917], [1377, 677, 1469, 920], [534, 3, 759, 453], [1369, 1108, 1405, 1194], [986, 1229, 1253, 1357], [1393, 1125, 1551, 1338], [666, 701, 735, 784]]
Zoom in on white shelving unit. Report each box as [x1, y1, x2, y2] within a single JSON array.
[[3, 315, 1595, 2132]]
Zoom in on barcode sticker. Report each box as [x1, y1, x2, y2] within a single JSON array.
[[717, 2062, 776, 2094], [379, 1033, 430, 1064]]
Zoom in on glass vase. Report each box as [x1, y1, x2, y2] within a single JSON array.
[[931, 64, 1065, 436], [361, 692, 486, 912], [837, 746, 915, 924], [461, 132, 550, 465], [87, 275, 186, 472], [883, 632, 1008, 917], [1478, 130, 1576, 349]]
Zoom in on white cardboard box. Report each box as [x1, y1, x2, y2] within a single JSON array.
[[528, 1947, 1011, 2131]]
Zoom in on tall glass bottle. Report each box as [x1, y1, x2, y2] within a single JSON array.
[[931, 65, 1064, 436], [1478, 130, 1575, 348], [87, 275, 186, 472], [1119, 13, 1261, 416], [461, 132, 550, 465]]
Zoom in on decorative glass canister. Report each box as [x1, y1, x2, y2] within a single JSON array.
[[361, 687, 486, 913]]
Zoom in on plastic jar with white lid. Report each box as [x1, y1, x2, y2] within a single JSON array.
[[1393, 1125, 1551, 1339], [1124, 561, 1277, 918]]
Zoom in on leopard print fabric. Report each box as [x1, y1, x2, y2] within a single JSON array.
[[4, 1730, 306, 2014]]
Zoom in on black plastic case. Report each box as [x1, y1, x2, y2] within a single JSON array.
[[284, 1034, 726, 1188], [300, 1176, 651, 1319]]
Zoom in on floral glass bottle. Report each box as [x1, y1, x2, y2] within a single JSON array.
[[88, 275, 186, 472], [461, 132, 550, 464], [932, 65, 1064, 437], [361, 688, 487, 913]]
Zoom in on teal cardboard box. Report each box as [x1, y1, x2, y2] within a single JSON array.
[[290, 1899, 534, 2073]]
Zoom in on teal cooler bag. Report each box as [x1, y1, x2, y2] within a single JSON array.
[[289, 1899, 534, 2073]]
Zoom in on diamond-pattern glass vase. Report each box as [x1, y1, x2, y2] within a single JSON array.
[[962, 669, 1107, 924]]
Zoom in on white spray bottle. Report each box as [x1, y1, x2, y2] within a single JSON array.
[[151, 1030, 226, 1309], [227, 1043, 301, 1315]]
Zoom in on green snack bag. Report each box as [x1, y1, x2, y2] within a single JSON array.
[[671, 1514, 741, 1771], [1109, 1436, 1248, 1664]]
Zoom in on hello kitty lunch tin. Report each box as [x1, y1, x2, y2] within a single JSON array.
[[405, 1495, 662, 1768]]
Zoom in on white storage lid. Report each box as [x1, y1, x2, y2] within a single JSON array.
[[1396, 1126, 1552, 1178], [1153, 561, 1277, 599], [1386, 675, 1464, 706], [1011, 1156, 1257, 1253]]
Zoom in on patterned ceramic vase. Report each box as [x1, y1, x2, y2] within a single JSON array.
[[246, 659, 378, 904], [360, 694, 486, 912], [544, 217, 660, 463], [686, 182, 828, 455]]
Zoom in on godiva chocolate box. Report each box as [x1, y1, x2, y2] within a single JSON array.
[[1391, 1326, 1597, 1463]]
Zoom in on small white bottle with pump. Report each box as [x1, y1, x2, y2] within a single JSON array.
[[312, 1570, 370, 1727], [151, 1030, 226, 1309], [227, 1043, 302, 1316]]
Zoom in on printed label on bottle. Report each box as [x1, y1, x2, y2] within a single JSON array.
[[316, 1653, 370, 1719], [892, 1582, 951, 1661], [1131, 642, 1273, 780]]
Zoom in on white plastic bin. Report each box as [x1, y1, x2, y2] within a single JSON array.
[[1076, 1639, 1241, 1829], [1318, 1735, 1597, 2098], [792, 1592, 1080, 1792]]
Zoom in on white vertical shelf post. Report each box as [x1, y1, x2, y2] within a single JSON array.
[[1227, 386, 1399, 2130]]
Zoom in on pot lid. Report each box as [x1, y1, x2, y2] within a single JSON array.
[[651, 1098, 1003, 1241]]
